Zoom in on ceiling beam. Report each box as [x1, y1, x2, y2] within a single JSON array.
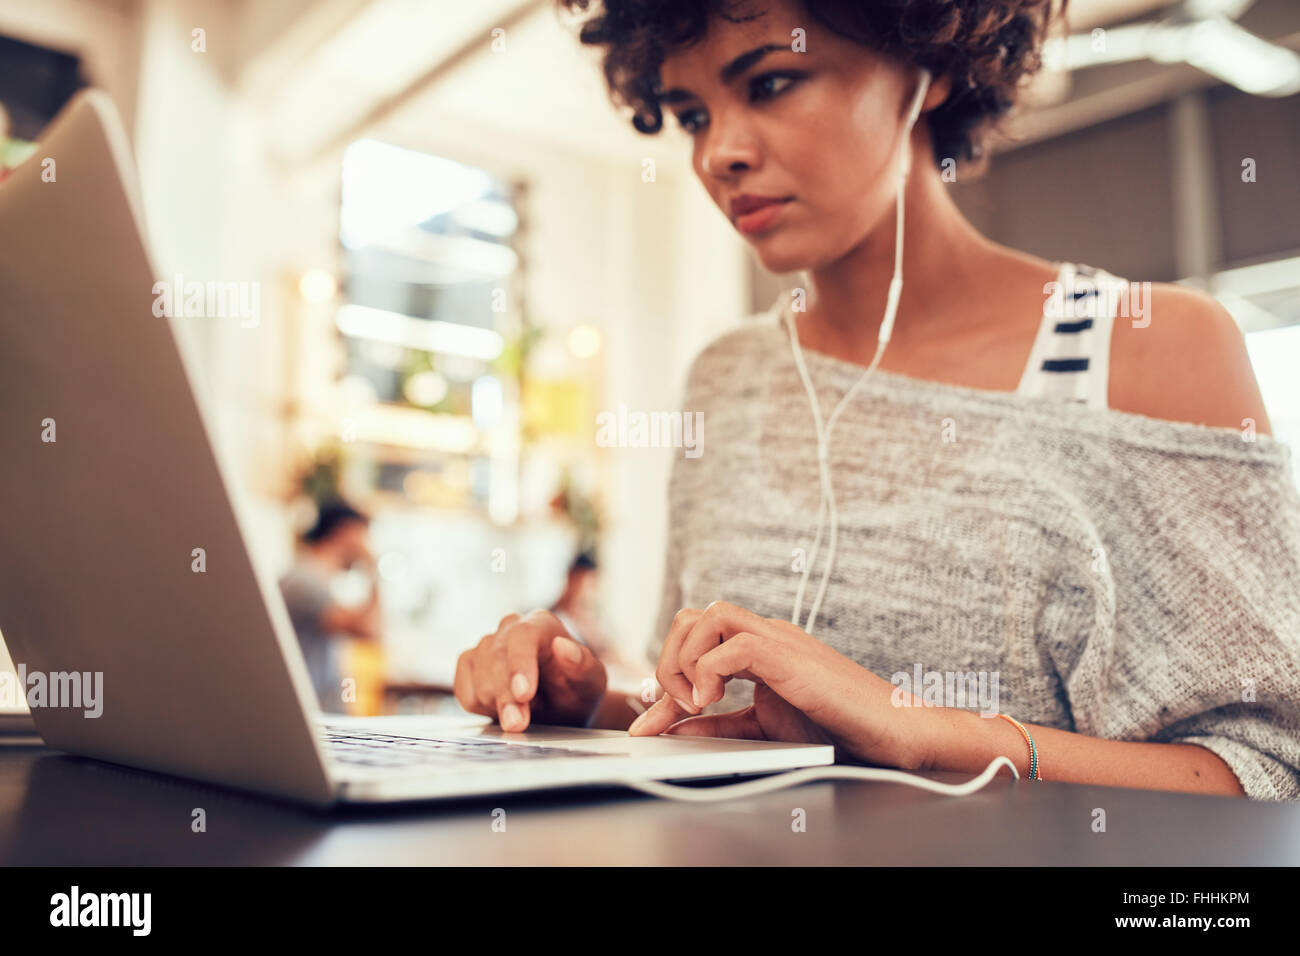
[[301, 0, 544, 168]]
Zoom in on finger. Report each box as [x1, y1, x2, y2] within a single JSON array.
[[655, 608, 704, 715], [495, 610, 581, 730], [692, 631, 771, 708], [540, 635, 605, 701], [459, 647, 497, 717], [492, 635, 530, 729], [453, 650, 491, 717], [486, 621, 537, 731], [626, 693, 693, 737], [678, 602, 764, 703], [467, 631, 498, 709], [662, 706, 766, 739], [503, 622, 549, 704], [496, 693, 530, 733], [513, 610, 594, 697], [475, 628, 523, 721], [549, 633, 587, 672]]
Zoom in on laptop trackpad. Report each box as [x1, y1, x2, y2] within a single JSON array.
[[464, 723, 801, 755]]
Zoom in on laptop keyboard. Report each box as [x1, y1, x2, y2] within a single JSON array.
[[320, 728, 615, 769]]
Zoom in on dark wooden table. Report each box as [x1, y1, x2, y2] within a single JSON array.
[[2, 744, 1298, 865]]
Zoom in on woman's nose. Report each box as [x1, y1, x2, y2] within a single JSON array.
[[700, 118, 760, 178]]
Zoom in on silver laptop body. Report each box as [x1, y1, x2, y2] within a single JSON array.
[[0, 91, 833, 807]]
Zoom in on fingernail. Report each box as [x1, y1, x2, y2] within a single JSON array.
[[692, 685, 702, 708], [556, 637, 583, 663], [672, 696, 696, 714], [502, 703, 523, 729], [510, 672, 529, 698], [628, 711, 649, 734]]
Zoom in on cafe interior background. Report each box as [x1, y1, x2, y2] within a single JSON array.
[[2, 0, 1298, 715]]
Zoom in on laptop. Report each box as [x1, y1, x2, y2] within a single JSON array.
[[0, 91, 833, 806]]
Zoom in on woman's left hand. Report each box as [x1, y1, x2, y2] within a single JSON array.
[[629, 601, 937, 769]]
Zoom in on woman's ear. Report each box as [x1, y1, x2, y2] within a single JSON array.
[[924, 72, 954, 111]]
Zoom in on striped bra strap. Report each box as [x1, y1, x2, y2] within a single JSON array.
[[1015, 261, 1124, 409]]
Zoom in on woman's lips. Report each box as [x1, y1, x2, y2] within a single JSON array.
[[734, 198, 792, 236]]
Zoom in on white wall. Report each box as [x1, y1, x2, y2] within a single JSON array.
[[131, 0, 307, 569], [598, 165, 747, 661]]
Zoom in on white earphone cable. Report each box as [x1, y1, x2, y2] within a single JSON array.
[[786, 68, 931, 635], [623, 754, 1018, 802]]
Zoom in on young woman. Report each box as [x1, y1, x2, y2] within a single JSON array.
[[453, 0, 1300, 799]]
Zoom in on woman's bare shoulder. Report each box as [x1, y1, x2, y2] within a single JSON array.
[[1108, 282, 1272, 436]]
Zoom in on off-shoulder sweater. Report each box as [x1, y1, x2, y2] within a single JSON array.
[[649, 272, 1300, 800]]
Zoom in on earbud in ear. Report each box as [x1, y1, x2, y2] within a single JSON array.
[[900, 69, 931, 179]]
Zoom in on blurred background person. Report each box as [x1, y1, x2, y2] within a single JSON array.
[[279, 501, 382, 713], [548, 551, 637, 673]]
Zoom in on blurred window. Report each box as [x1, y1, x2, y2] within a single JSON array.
[[335, 139, 523, 520]]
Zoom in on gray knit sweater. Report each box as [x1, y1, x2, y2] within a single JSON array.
[[649, 314, 1300, 800]]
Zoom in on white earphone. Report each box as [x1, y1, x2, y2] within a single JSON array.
[[782, 66, 932, 636]]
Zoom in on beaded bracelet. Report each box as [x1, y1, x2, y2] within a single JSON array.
[[996, 713, 1041, 780]]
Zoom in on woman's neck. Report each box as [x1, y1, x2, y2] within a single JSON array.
[[796, 159, 1003, 365]]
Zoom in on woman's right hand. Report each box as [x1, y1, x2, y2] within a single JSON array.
[[453, 610, 608, 732]]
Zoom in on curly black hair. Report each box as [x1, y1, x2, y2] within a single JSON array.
[[558, 0, 1069, 173], [303, 500, 369, 544]]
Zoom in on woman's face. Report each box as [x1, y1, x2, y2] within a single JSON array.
[[656, 0, 941, 274]]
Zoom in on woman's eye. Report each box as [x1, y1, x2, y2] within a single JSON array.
[[672, 73, 802, 133], [749, 72, 800, 101], [675, 110, 707, 134]]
